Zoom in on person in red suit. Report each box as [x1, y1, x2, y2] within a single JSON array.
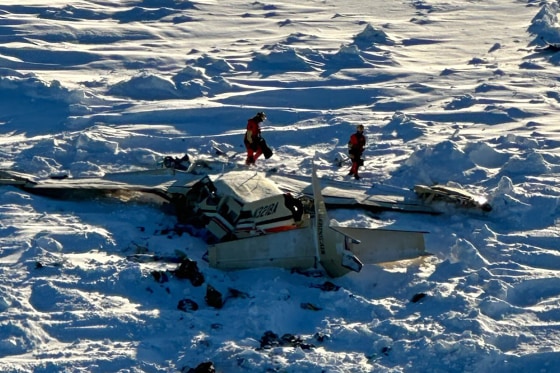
[[244, 112, 266, 165], [348, 124, 366, 180]]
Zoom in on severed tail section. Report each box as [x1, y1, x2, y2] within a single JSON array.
[[312, 162, 362, 277]]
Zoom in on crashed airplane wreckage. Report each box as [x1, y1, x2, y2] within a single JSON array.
[[0, 158, 491, 277]]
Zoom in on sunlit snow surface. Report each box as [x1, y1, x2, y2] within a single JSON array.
[[1, 0, 560, 372]]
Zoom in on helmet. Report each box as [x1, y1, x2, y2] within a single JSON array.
[[256, 112, 267, 122], [357, 124, 364, 131]]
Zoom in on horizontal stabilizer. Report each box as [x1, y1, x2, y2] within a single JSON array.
[[330, 226, 427, 264], [341, 251, 363, 272]]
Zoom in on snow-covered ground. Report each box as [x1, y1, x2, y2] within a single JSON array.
[[1, 0, 560, 372]]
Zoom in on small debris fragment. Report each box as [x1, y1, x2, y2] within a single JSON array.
[[177, 298, 199, 312], [310, 281, 340, 291], [183, 361, 215, 373], [173, 258, 204, 287], [300, 302, 322, 311], [151, 270, 169, 283], [411, 292, 427, 303], [313, 332, 329, 343], [205, 284, 223, 309], [227, 287, 251, 299], [258, 331, 315, 350], [381, 346, 392, 356]]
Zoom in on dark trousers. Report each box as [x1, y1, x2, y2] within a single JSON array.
[[245, 139, 262, 162], [349, 154, 363, 175]]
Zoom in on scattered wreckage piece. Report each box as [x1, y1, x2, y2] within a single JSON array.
[[413, 184, 492, 212]]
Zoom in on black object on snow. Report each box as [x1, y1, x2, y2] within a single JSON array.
[[411, 292, 427, 303], [184, 361, 215, 373], [173, 258, 205, 287], [205, 284, 223, 309], [177, 298, 199, 312], [258, 330, 315, 350]]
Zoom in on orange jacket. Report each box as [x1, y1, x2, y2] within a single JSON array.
[[349, 131, 366, 155], [245, 118, 261, 144]]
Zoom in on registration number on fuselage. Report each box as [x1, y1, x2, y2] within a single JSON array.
[[253, 202, 279, 218]]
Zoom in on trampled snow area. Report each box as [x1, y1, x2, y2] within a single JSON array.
[[1, 0, 560, 372]]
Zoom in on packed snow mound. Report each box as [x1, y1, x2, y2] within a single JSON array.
[[352, 23, 396, 50], [108, 73, 180, 100], [248, 46, 318, 74]]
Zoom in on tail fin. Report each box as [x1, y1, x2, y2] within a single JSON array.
[[312, 162, 362, 277]]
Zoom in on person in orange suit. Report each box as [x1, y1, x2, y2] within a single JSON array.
[[348, 124, 366, 180], [244, 112, 267, 165]]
